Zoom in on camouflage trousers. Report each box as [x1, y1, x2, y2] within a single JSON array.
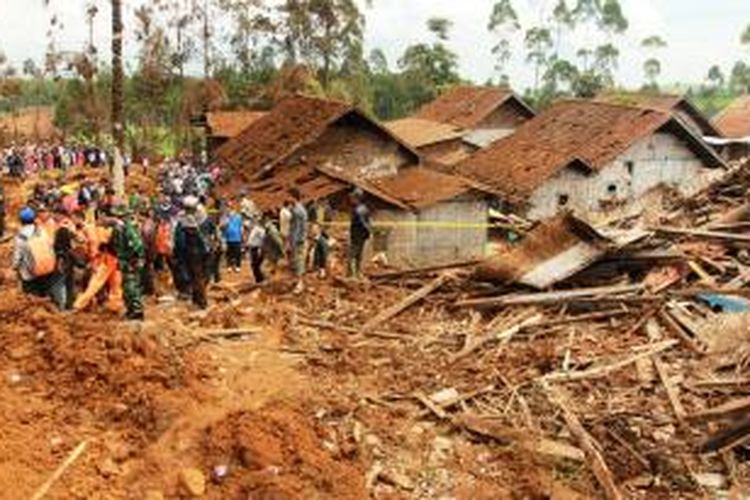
[[122, 266, 144, 318]]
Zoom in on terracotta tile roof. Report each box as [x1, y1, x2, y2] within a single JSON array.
[[215, 95, 420, 188], [458, 100, 723, 202], [385, 118, 464, 147], [595, 91, 720, 136], [215, 96, 352, 180], [245, 165, 348, 212], [205, 111, 267, 138], [368, 167, 476, 209], [414, 86, 532, 129], [714, 96, 750, 138]]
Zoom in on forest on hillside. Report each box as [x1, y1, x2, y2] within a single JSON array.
[[1, 0, 750, 154]]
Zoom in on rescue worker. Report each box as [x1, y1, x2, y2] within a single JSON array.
[[173, 196, 210, 309], [73, 220, 124, 314], [110, 205, 146, 320], [348, 188, 372, 280], [13, 207, 67, 309]]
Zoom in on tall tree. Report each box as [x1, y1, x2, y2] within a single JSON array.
[[276, 0, 366, 91], [525, 26, 553, 93], [641, 35, 667, 91], [488, 0, 520, 85]]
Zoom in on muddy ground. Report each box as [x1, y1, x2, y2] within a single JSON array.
[[3, 168, 750, 499]]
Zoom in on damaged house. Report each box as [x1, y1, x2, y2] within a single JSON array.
[[197, 110, 268, 156], [711, 96, 750, 161], [386, 86, 535, 169], [458, 100, 726, 221], [595, 92, 722, 139], [215, 95, 492, 266]]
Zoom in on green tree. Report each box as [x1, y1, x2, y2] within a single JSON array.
[[488, 0, 520, 85], [707, 65, 725, 89], [525, 26, 553, 93], [641, 35, 667, 90]]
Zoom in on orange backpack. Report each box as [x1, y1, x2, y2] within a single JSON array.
[[154, 221, 173, 256], [26, 230, 57, 277]]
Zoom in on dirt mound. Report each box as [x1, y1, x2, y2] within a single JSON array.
[[0, 291, 205, 443], [200, 401, 365, 499]]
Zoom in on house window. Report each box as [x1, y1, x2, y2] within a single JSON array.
[[558, 194, 570, 207], [626, 161, 635, 175], [607, 184, 618, 195]]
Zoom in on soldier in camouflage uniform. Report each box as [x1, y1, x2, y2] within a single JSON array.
[[111, 205, 146, 320]]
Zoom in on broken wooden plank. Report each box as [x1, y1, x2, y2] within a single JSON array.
[[688, 261, 717, 286], [32, 439, 89, 500], [658, 309, 706, 354], [645, 320, 687, 423], [525, 309, 630, 329], [653, 226, 750, 244], [687, 396, 750, 424], [361, 273, 452, 332], [369, 259, 480, 280], [413, 391, 448, 420], [449, 313, 543, 364], [456, 284, 645, 309], [541, 340, 678, 383], [700, 416, 750, 454], [545, 386, 623, 500], [456, 414, 585, 462]]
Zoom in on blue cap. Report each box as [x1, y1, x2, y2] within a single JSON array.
[[19, 207, 36, 224]]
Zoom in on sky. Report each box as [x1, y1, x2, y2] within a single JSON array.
[[1, 0, 749, 91]]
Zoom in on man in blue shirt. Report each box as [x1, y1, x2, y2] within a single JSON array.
[[222, 203, 244, 272]]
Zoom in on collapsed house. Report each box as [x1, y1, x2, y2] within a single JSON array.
[[711, 95, 750, 161], [197, 110, 268, 156], [386, 86, 535, 169], [215, 95, 493, 266], [457, 100, 726, 221]]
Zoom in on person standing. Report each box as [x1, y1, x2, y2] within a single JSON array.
[[288, 187, 308, 293], [348, 188, 372, 280], [222, 204, 244, 272], [173, 196, 210, 309], [13, 207, 67, 310], [247, 219, 266, 284], [279, 201, 292, 254], [111, 206, 146, 321]]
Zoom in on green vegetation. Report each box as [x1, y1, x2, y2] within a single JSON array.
[[1, 1, 750, 154]]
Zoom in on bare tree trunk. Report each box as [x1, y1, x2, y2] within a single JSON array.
[[203, 0, 210, 79], [111, 0, 125, 198]]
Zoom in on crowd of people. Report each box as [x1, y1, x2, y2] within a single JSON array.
[[2, 143, 131, 177], [8, 154, 373, 321]]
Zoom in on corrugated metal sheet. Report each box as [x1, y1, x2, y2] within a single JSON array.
[[475, 214, 612, 288]]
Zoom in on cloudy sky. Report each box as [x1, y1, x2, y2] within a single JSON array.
[[1, 0, 749, 90]]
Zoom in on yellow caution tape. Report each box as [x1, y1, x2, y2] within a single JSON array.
[[317, 220, 520, 230]]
